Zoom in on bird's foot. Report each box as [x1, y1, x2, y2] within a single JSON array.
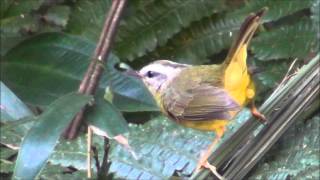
[[195, 159, 224, 180], [250, 104, 267, 124]]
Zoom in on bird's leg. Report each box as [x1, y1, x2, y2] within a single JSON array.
[[195, 126, 225, 180], [250, 101, 266, 123]]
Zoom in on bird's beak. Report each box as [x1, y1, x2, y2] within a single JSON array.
[[125, 69, 142, 79]]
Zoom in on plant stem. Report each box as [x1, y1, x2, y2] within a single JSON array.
[[63, 0, 127, 139], [98, 138, 111, 179]]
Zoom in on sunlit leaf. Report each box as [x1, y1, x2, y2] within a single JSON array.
[[0, 82, 34, 147], [0, 82, 33, 122]]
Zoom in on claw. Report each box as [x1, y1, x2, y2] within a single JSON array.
[[204, 161, 225, 180], [196, 159, 224, 180], [250, 102, 267, 123], [195, 132, 224, 178]]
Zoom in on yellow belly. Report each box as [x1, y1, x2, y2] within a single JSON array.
[[179, 119, 229, 131]]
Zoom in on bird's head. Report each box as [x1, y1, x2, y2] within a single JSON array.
[[138, 60, 189, 95]]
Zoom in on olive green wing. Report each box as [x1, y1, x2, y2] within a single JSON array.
[[162, 79, 239, 121]]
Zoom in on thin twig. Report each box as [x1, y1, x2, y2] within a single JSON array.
[[92, 146, 101, 172], [98, 138, 111, 179], [63, 0, 127, 139], [279, 58, 298, 85], [87, 127, 93, 178]]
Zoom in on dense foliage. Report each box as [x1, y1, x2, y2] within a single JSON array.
[[0, 0, 319, 179]]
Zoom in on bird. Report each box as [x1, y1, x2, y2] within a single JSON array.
[[131, 8, 267, 179]]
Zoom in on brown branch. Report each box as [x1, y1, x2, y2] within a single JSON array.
[[63, 0, 127, 139]]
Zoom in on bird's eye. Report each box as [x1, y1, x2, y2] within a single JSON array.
[[146, 71, 157, 78]]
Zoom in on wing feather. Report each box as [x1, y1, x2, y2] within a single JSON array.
[[163, 81, 239, 122]]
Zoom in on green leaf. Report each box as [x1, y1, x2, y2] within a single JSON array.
[[49, 134, 102, 171], [66, 0, 112, 42], [0, 14, 38, 56], [105, 58, 159, 112], [252, 20, 318, 60], [87, 95, 128, 138], [145, 0, 314, 63], [0, 147, 16, 159], [311, 0, 320, 27], [311, 0, 320, 50], [248, 115, 320, 179], [108, 110, 251, 179], [44, 5, 71, 28], [1, 32, 157, 112], [1, 158, 15, 174], [66, 0, 226, 60], [1, 33, 98, 107], [0, 82, 33, 122], [0, 147, 16, 173], [114, 0, 226, 60], [37, 164, 88, 180], [0, 0, 44, 19], [13, 92, 92, 180], [0, 82, 35, 147], [253, 59, 289, 90], [1, 122, 27, 147], [0, 0, 45, 55]]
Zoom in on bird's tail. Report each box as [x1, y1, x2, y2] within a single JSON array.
[[222, 8, 267, 106], [222, 7, 267, 69]]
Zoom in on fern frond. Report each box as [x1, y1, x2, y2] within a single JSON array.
[[145, 0, 314, 63], [252, 19, 318, 60], [114, 0, 226, 61]]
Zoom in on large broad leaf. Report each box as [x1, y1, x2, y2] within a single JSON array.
[[252, 20, 318, 60], [87, 94, 129, 138], [108, 109, 251, 179], [248, 114, 320, 179], [1, 32, 157, 111], [105, 58, 159, 112], [13, 93, 92, 180], [144, 0, 314, 64], [1, 33, 99, 107]]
